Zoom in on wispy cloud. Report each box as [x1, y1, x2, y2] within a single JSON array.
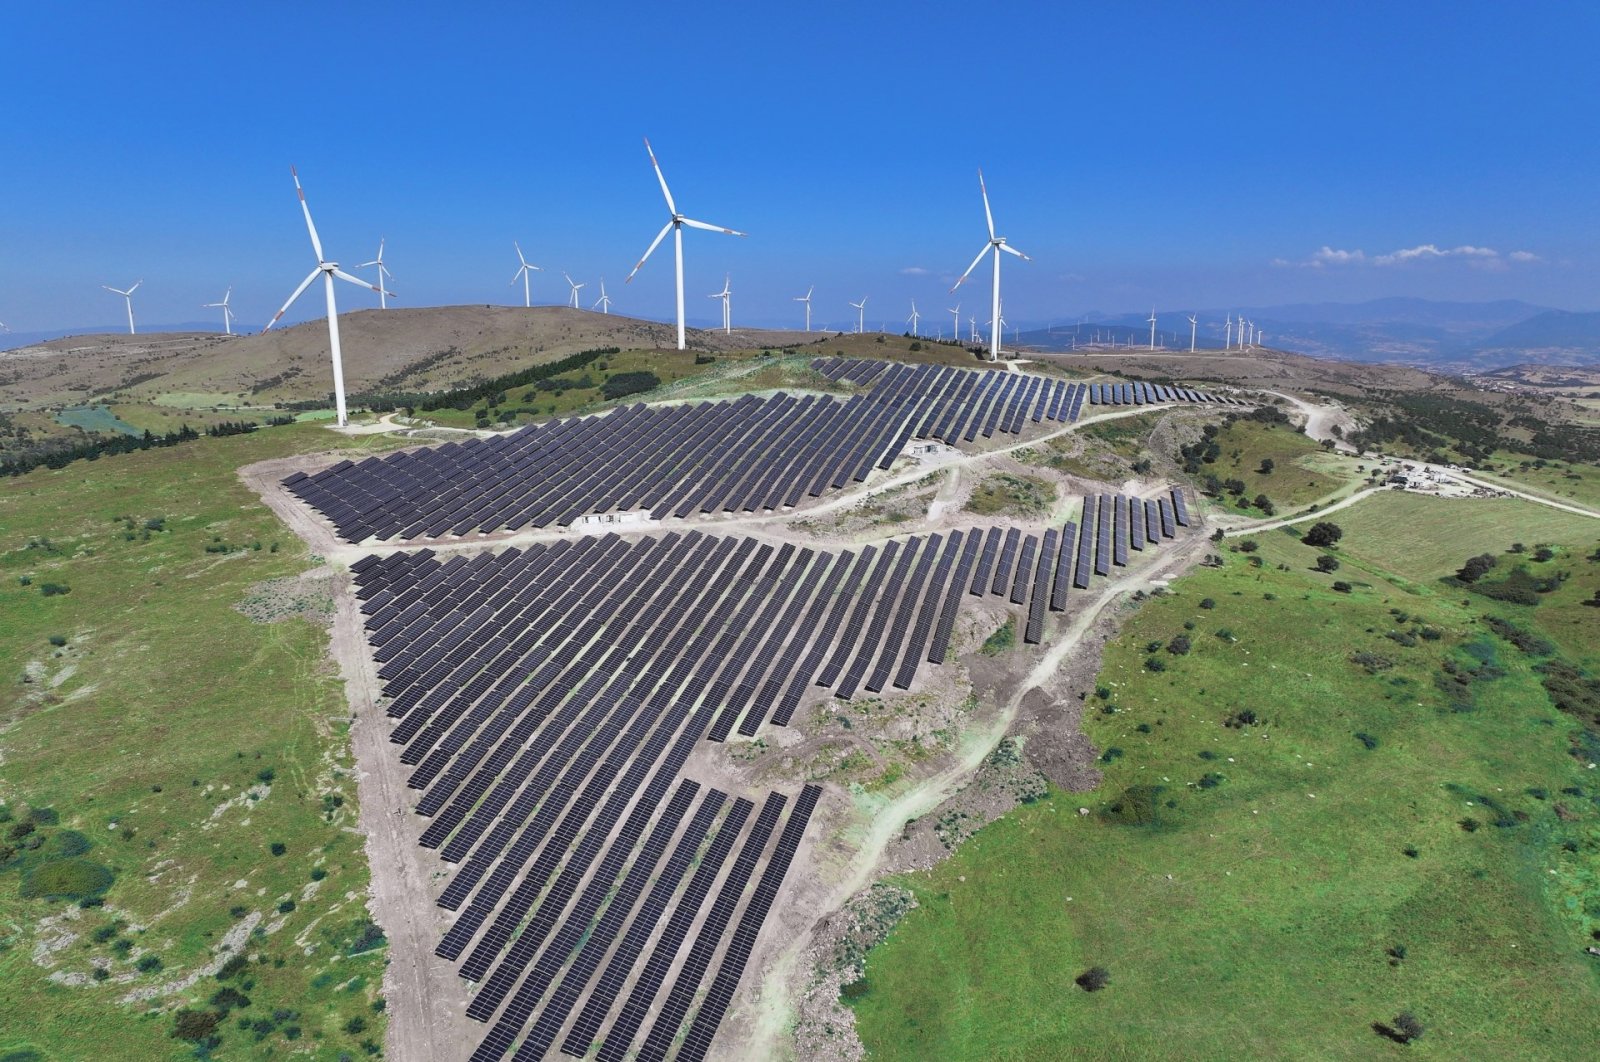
[[1283, 243, 1538, 269], [899, 266, 931, 276]]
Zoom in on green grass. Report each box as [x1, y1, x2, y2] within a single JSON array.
[[1198, 419, 1351, 512], [0, 424, 403, 1060], [54, 406, 141, 437], [1474, 455, 1600, 513], [855, 503, 1600, 1060], [965, 473, 1056, 519]]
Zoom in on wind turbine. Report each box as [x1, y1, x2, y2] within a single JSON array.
[[359, 239, 394, 308], [794, 285, 813, 331], [102, 281, 141, 335], [204, 287, 237, 335], [948, 303, 960, 341], [907, 299, 920, 336], [626, 137, 746, 350], [849, 296, 869, 334], [262, 166, 389, 428], [1224, 315, 1233, 350], [1186, 313, 1197, 352], [563, 272, 586, 309], [969, 315, 978, 343], [510, 242, 541, 307], [1147, 308, 1157, 351], [593, 277, 612, 314], [1237, 314, 1246, 350], [708, 274, 731, 333], [950, 169, 1029, 361]]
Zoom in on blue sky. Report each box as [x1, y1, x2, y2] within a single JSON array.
[[3, 2, 1596, 333]]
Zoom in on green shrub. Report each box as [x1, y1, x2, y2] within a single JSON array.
[[20, 858, 114, 900], [1100, 785, 1167, 826], [601, 371, 661, 401]]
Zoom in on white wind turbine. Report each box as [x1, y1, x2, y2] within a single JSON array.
[[204, 287, 237, 335], [708, 274, 731, 333], [1223, 315, 1233, 350], [563, 272, 586, 309], [1187, 313, 1197, 352], [360, 239, 394, 309], [948, 303, 960, 341], [262, 166, 390, 429], [1147, 308, 1157, 351], [510, 242, 541, 307], [626, 138, 746, 350], [593, 277, 612, 314], [950, 169, 1030, 361], [1237, 314, 1246, 349], [907, 299, 921, 336], [849, 296, 868, 334], [794, 285, 814, 331], [102, 280, 141, 335], [969, 314, 978, 343]]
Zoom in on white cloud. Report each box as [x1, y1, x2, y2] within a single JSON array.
[[899, 266, 931, 276], [1509, 250, 1540, 262], [1310, 246, 1365, 267]]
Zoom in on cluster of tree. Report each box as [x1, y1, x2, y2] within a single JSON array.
[[1178, 424, 1222, 473], [355, 347, 618, 413], [601, 371, 662, 401], [3, 424, 201, 477], [1348, 391, 1502, 465]]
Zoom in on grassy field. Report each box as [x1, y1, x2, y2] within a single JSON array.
[[1473, 454, 1600, 513], [0, 424, 405, 1060], [54, 406, 141, 437], [965, 473, 1056, 519], [854, 495, 1600, 1060], [1197, 417, 1353, 513]]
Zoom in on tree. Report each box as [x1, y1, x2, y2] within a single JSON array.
[[1456, 553, 1497, 583], [1253, 494, 1275, 515], [1237, 539, 1259, 553], [1075, 966, 1110, 992], [1373, 1011, 1425, 1044], [1167, 634, 1192, 655], [1257, 457, 1275, 474], [1302, 521, 1344, 548], [1315, 555, 1341, 573]]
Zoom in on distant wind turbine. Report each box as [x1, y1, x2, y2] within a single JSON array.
[[1187, 313, 1197, 352], [907, 299, 920, 336], [950, 169, 1029, 361], [1223, 315, 1233, 350], [593, 277, 612, 314], [204, 287, 236, 335], [102, 280, 141, 335], [359, 239, 394, 309], [969, 314, 978, 343], [948, 303, 960, 341], [262, 166, 390, 428], [510, 242, 541, 307], [563, 272, 586, 309], [849, 296, 868, 334], [1147, 308, 1157, 351], [626, 137, 746, 350], [794, 285, 814, 331], [708, 274, 731, 332]]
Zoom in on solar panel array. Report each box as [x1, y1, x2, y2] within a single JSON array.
[[344, 497, 1194, 1058], [281, 354, 1228, 545]]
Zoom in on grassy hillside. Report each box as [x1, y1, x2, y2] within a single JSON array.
[[854, 496, 1600, 1061], [0, 425, 404, 1060]]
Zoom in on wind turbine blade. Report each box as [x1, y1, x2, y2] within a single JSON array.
[[359, 259, 380, 268], [290, 166, 326, 261], [679, 217, 747, 236], [978, 169, 995, 240], [806, 285, 814, 299], [1000, 243, 1030, 260], [950, 244, 990, 291], [127, 280, 142, 295], [263, 267, 323, 331], [625, 221, 675, 282], [643, 137, 677, 215], [332, 267, 385, 293], [509, 268, 525, 286]]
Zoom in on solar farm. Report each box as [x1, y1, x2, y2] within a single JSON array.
[[266, 356, 1217, 1060]]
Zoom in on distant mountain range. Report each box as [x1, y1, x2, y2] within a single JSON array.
[[1022, 297, 1600, 370]]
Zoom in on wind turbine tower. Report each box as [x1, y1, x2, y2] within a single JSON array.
[[626, 138, 746, 350], [204, 287, 237, 335], [360, 239, 394, 308], [708, 274, 731, 333], [510, 242, 541, 307], [102, 281, 141, 335], [1224, 315, 1233, 350], [1187, 313, 1197, 352], [794, 285, 813, 331], [948, 303, 960, 341], [907, 299, 920, 336], [849, 296, 868, 334], [1147, 308, 1157, 351], [593, 278, 612, 314], [950, 169, 1030, 361], [563, 272, 586, 309], [263, 166, 390, 428]]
